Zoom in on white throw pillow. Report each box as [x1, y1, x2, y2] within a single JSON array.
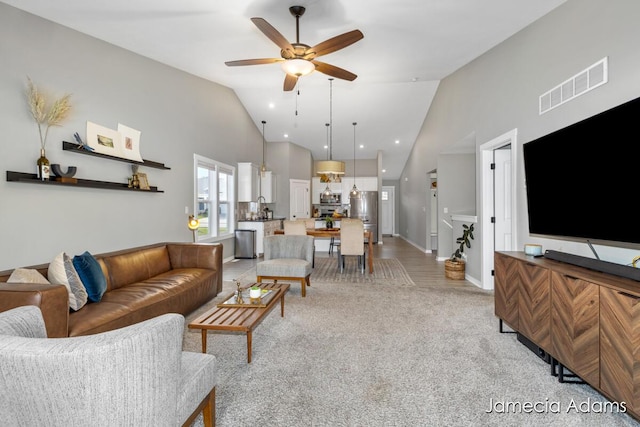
[[7, 268, 50, 284], [48, 252, 88, 311]]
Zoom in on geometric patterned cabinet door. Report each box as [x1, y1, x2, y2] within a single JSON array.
[[551, 272, 599, 385], [517, 261, 551, 352], [600, 287, 640, 414], [494, 252, 519, 330]]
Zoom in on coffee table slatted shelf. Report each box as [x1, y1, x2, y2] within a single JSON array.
[[188, 282, 289, 363]]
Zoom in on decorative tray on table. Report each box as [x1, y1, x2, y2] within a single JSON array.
[[217, 289, 275, 308]]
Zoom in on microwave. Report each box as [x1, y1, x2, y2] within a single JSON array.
[[320, 193, 341, 204]]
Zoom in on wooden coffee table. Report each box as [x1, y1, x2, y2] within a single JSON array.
[[188, 282, 289, 363]]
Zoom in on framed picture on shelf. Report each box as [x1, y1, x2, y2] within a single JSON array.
[[136, 172, 150, 190], [86, 121, 123, 158], [117, 123, 143, 162]]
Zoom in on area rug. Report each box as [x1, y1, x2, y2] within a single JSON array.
[[235, 257, 416, 286], [184, 280, 636, 427]]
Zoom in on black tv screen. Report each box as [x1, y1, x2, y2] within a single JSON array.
[[523, 95, 640, 245]]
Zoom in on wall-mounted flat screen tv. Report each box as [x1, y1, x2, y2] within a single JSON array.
[[523, 95, 640, 245]]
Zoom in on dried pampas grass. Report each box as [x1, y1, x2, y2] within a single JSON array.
[[26, 77, 72, 149]]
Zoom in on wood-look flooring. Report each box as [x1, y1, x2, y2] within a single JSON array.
[[223, 236, 476, 289]]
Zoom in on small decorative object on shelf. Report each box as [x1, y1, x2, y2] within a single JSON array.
[[36, 148, 50, 181], [25, 77, 71, 180], [50, 164, 78, 184], [73, 132, 94, 151], [130, 165, 140, 189]]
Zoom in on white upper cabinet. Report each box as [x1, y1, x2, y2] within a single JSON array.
[[237, 162, 259, 202], [260, 171, 276, 203]]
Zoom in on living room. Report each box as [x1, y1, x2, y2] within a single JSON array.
[[2, 0, 640, 425]]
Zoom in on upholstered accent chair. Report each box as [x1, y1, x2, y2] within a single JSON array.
[[284, 220, 315, 267], [0, 305, 217, 427], [256, 235, 314, 297], [338, 219, 366, 273]]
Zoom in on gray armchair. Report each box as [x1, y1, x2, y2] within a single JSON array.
[[0, 305, 216, 427], [256, 235, 314, 297]]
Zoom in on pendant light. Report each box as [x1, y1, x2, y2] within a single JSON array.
[[350, 122, 361, 199], [322, 122, 332, 196], [260, 120, 268, 178], [316, 78, 345, 178]]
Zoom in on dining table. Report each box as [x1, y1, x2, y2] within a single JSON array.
[[274, 228, 374, 274]]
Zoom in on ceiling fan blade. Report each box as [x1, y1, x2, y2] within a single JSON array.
[[225, 58, 284, 67], [251, 17, 294, 54], [312, 61, 357, 81], [283, 74, 298, 91], [306, 30, 364, 58]]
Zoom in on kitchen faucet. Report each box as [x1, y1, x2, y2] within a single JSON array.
[[256, 196, 266, 218]]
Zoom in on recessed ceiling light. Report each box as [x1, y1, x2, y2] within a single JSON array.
[[284, 133, 288, 138], [324, 145, 328, 149], [359, 144, 364, 149], [382, 169, 386, 173], [395, 140, 400, 144], [268, 102, 275, 109]]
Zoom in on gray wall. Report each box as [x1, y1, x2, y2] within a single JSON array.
[[0, 3, 263, 269], [400, 0, 640, 271], [267, 141, 313, 219]]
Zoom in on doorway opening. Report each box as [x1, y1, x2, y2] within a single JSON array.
[[480, 129, 518, 290]]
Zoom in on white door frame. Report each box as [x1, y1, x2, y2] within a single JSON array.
[[480, 129, 518, 290]]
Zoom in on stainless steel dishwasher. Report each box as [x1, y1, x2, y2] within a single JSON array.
[[234, 229, 256, 259]]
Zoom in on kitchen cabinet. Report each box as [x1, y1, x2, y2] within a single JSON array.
[[260, 171, 276, 203], [238, 162, 259, 202], [341, 177, 378, 195]]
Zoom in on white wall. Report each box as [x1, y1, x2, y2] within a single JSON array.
[[0, 3, 264, 269], [400, 0, 640, 269]]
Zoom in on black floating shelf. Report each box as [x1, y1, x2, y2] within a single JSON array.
[[62, 141, 171, 170], [6, 171, 163, 193]]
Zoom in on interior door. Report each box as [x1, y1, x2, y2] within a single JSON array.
[[494, 147, 512, 251], [290, 179, 310, 220], [381, 186, 395, 235]]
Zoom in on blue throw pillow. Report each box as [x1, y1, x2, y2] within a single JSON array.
[[73, 251, 107, 302]]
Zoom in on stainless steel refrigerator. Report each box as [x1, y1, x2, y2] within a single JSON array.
[[349, 191, 378, 243]]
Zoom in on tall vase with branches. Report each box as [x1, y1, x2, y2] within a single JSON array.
[[26, 77, 72, 180]]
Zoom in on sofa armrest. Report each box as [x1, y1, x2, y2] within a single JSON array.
[[167, 243, 223, 293], [0, 283, 69, 337]]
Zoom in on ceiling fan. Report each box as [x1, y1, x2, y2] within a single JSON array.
[[225, 5, 364, 91]]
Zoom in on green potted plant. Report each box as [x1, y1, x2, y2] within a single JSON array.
[[324, 216, 334, 229], [445, 223, 474, 280]]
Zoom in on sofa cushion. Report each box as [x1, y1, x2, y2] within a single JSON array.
[[7, 269, 50, 284], [48, 253, 89, 311], [103, 246, 172, 291], [73, 252, 107, 302]]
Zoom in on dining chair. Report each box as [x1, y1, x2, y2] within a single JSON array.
[[337, 219, 365, 273], [284, 220, 315, 267]]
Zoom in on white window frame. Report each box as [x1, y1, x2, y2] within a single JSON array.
[[194, 154, 235, 242]]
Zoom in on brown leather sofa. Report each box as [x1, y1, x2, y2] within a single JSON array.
[[0, 242, 222, 338]]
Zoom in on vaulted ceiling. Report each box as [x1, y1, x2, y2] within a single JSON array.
[[3, 0, 566, 179]]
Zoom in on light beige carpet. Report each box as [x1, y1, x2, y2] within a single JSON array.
[[185, 278, 636, 427], [235, 257, 416, 286]]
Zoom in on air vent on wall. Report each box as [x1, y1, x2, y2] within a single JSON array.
[[539, 57, 608, 115]]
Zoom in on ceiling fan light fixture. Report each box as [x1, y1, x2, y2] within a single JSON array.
[[281, 58, 315, 77]]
